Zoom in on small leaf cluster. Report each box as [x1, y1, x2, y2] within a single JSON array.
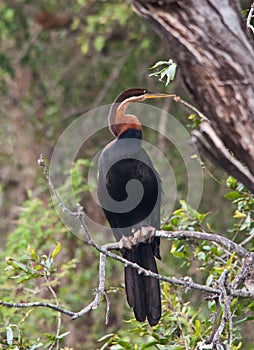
[[149, 59, 177, 86], [5, 242, 61, 284]]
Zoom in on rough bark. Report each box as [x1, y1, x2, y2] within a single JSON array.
[[130, 0, 254, 192]]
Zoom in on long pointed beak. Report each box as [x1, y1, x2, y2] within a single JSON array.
[[144, 92, 176, 99]]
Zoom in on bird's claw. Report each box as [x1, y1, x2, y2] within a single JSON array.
[[119, 226, 156, 250], [137, 226, 156, 242], [119, 235, 137, 250]]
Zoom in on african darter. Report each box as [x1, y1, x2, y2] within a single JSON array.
[[97, 88, 172, 326]]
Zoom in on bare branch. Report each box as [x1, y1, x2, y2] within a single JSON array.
[[196, 270, 232, 349], [0, 299, 75, 317], [157, 230, 248, 258], [212, 270, 231, 347], [72, 250, 107, 321], [173, 95, 207, 121], [37, 154, 80, 218]]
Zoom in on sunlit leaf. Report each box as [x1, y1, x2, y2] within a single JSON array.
[[52, 242, 61, 259], [233, 210, 246, 219], [224, 191, 242, 200]]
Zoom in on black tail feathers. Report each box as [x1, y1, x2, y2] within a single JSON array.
[[123, 243, 161, 326]]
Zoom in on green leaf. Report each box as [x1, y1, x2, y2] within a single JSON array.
[[214, 267, 224, 274], [44, 333, 56, 340], [4, 8, 14, 21], [195, 319, 201, 335], [19, 309, 34, 326], [236, 315, 254, 324], [30, 248, 39, 262], [224, 191, 241, 200], [81, 40, 89, 54], [142, 341, 160, 349], [52, 242, 61, 259], [226, 176, 237, 189], [6, 258, 41, 277], [94, 36, 105, 52]]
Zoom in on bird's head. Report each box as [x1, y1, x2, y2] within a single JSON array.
[[108, 88, 174, 137]]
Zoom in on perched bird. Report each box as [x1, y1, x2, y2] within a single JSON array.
[[97, 88, 173, 326]]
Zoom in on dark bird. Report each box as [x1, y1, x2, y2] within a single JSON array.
[[97, 88, 173, 326]]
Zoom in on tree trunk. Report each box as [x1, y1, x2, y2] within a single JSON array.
[[130, 0, 254, 192]]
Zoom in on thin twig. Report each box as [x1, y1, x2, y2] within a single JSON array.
[[0, 300, 75, 317], [240, 232, 254, 247], [104, 290, 111, 325], [173, 95, 208, 120], [205, 296, 221, 345], [44, 276, 61, 350], [37, 154, 80, 218]]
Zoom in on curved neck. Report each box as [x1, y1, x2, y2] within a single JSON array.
[[109, 98, 142, 138], [108, 91, 146, 137]]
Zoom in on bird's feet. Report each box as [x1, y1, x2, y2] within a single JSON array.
[[134, 226, 156, 242], [119, 226, 156, 250]]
